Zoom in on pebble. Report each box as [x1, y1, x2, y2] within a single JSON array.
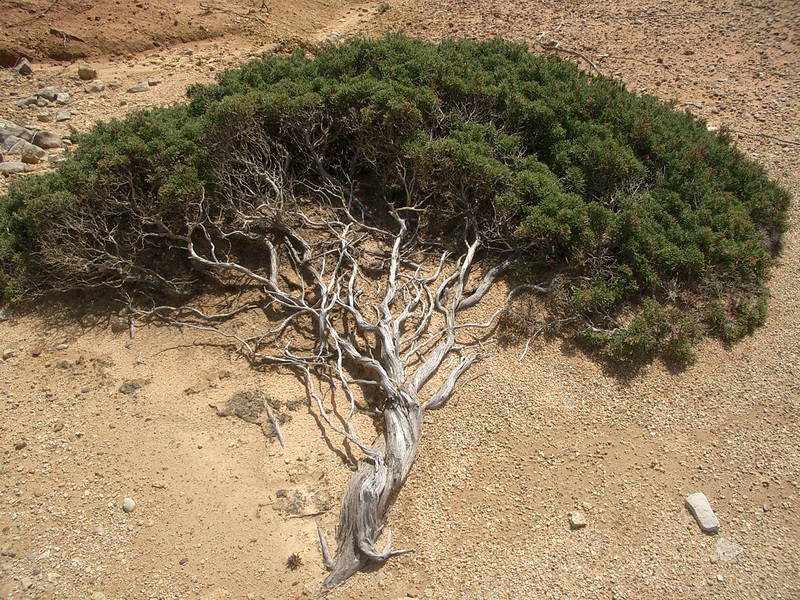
[[20, 577, 33, 590], [55, 343, 69, 350], [55, 92, 71, 105], [14, 441, 26, 451], [78, 65, 98, 80], [122, 497, 136, 513], [147, 77, 161, 86], [2, 349, 15, 360], [685, 492, 720, 533], [86, 80, 105, 93], [36, 112, 53, 122], [0, 545, 16, 558], [55, 111, 72, 122], [127, 82, 150, 93], [375, 572, 387, 581], [568, 511, 587, 530], [90, 592, 107, 600], [407, 589, 419, 598]]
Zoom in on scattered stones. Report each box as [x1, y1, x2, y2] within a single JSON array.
[[16, 58, 33, 76], [568, 511, 587, 530], [0, 134, 45, 161], [127, 82, 150, 93], [32, 130, 64, 149], [685, 492, 720, 533], [715, 537, 744, 562], [122, 497, 136, 513], [78, 65, 98, 80]]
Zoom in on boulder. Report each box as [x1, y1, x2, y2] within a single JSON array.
[[77, 65, 97, 80]]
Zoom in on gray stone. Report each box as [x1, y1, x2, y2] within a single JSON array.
[[127, 82, 150, 93], [0, 162, 28, 175], [0, 121, 33, 141], [0, 135, 45, 161], [147, 77, 161, 86], [55, 111, 71, 122], [36, 97, 50, 107], [686, 492, 720, 533], [32, 130, 63, 149], [55, 92, 71, 105], [122, 497, 136, 513], [715, 537, 744, 562], [36, 87, 61, 101], [86, 80, 105, 93], [36, 112, 53, 123], [77, 65, 97, 80], [16, 58, 33, 76], [16, 96, 38, 108]]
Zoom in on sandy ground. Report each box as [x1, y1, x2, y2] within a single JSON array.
[[1, 0, 799, 599]]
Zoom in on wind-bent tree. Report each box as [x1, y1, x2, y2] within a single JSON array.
[[0, 35, 790, 590]]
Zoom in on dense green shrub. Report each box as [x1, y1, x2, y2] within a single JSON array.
[[0, 35, 790, 361]]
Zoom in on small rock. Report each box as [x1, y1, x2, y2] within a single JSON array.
[[36, 87, 61, 102], [152, 481, 166, 489], [46, 572, 60, 583], [94, 524, 104, 536], [20, 577, 33, 590], [179, 557, 189, 565], [53, 421, 64, 432], [32, 486, 43, 498], [327, 31, 341, 43], [77, 65, 98, 80], [407, 589, 419, 598], [90, 592, 107, 600], [2, 349, 15, 360], [107, 79, 123, 89], [715, 537, 744, 562], [375, 572, 387, 582], [569, 511, 587, 530], [16, 96, 38, 108], [127, 82, 150, 93], [147, 77, 161, 86], [119, 380, 143, 395], [32, 130, 63, 149], [55, 343, 69, 350], [36, 112, 53, 123], [86, 80, 105, 93], [0, 544, 16, 558], [55, 111, 71, 122], [36, 97, 50, 107], [14, 441, 27, 451], [686, 492, 720, 533], [55, 92, 71, 105], [21, 147, 40, 164], [16, 58, 33, 76], [122, 497, 136, 513]]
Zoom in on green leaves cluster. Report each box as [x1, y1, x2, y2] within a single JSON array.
[[0, 35, 789, 361]]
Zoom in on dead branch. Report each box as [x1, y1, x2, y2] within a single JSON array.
[[256, 383, 285, 448]]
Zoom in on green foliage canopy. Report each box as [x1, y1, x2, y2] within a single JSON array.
[[0, 35, 790, 361]]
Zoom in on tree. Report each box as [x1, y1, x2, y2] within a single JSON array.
[[0, 35, 790, 591]]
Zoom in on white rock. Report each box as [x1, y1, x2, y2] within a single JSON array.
[[122, 497, 136, 513], [715, 537, 744, 562], [685, 492, 720, 532]]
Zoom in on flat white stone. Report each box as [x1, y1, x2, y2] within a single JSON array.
[[685, 492, 720, 533]]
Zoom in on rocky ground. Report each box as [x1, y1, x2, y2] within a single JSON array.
[[1, 0, 799, 599]]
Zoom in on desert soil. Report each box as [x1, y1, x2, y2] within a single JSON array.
[[1, 0, 799, 599]]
